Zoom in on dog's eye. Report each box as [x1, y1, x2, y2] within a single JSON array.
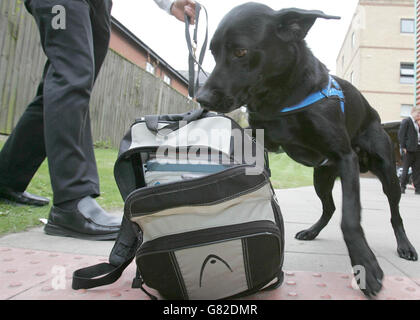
[[234, 48, 248, 58]]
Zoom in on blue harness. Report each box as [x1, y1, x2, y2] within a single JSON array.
[[280, 75, 345, 114]]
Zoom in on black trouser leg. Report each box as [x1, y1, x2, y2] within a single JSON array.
[[0, 64, 48, 192], [81, 0, 113, 189], [0, 61, 49, 192], [400, 151, 415, 189], [0, 0, 112, 204], [90, 0, 113, 80], [411, 150, 420, 191]]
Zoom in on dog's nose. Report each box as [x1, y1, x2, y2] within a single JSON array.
[[196, 89, 214, 109]]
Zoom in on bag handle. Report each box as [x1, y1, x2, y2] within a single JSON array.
[[144, 108, 207, 135]]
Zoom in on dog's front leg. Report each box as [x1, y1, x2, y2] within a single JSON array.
[[338, 151, 384, 296]]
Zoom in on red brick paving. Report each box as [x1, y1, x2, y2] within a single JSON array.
[[1, 247, 419, 300]]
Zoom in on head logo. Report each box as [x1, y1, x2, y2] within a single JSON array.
[[199, 254, 233, 287]]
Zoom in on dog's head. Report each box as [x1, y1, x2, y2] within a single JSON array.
[[196, 2, 340, 113]]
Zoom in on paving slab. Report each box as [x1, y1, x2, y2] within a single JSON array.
[[1, 246, 419, 300], [276, 177, 420, 285]]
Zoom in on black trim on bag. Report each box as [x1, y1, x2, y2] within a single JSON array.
[[170, 252, 189, 300], [246, 233, 282, 289], [126, 165, 270, 218], [114, 113, 267, 200], [241, 238, 252, 289], [136, 220, 282, 300], [131, 153, 146, 189], [271, 198, 285, 269], [136, 252, 185, 300], [137, 220, 281, 257], [115, 145, 238, 200]]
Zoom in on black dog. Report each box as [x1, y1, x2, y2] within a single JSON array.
[[196, 2, 418, 296]]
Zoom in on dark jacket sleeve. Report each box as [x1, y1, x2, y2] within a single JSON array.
[[398, 119, 409, 149]]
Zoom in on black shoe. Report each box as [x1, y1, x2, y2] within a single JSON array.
[[44, 196, 121, 241], [0, 187, 50, 206]]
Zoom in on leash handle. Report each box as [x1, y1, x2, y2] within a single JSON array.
[[184, 2, 209, 98]]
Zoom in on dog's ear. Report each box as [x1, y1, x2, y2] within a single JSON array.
[[275, 8, 340, 42]]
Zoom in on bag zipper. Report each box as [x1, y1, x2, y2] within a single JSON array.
[[137, 220, 282, 257], [126, 164, 270, 218]]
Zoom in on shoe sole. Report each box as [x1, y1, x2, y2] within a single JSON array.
[[44, 223, 119, 241], [0, 196, 49, 207]]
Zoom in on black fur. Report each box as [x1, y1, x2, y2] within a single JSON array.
[[197, 2, 418, 296]]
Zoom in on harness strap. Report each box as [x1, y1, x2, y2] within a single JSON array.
[[327, 77, 345, 113], [280, 75, 345, 115]]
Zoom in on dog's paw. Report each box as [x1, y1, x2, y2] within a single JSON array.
[[295, 228, 319, 241], [351, 252, 384, 297], [397, 243, 418, 261]]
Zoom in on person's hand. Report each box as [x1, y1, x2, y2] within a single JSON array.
[[170, 0, 196, 24]]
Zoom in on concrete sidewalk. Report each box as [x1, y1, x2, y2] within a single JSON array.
[[0, 177, 419, 300]]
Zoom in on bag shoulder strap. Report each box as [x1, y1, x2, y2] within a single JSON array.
[[72, 216, 141, 290]]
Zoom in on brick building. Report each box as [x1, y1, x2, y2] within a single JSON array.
[[110, 17, 189, 97], [336, 0, 415, 121]]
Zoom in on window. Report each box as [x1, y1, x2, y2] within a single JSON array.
[[351, 32, 356, 48], [400, 63, 414, 84], [146, 62, 155, 75], [401, 19, 414, 34], [163, 74, 171, 85], [401, 104, 413, 117]]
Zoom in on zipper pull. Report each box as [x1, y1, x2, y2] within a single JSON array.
[[132, 269, 158, 300]]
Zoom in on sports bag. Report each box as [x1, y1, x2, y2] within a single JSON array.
[[72, 109, 285, 300]]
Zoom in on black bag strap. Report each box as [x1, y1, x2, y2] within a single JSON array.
[[131, 153, 146, 189], [184, 2, 209, 98], [144, 108, 207, 135], [72, 216, 141, 290], [72, 257, 134, 290]]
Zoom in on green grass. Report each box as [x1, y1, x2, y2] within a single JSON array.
[[0, 141, 122, 235], [268, 152, 314, 189], [0, 139, 313, 235]]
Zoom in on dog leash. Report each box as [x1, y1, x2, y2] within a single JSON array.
[[184, 2, 209, 98]]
